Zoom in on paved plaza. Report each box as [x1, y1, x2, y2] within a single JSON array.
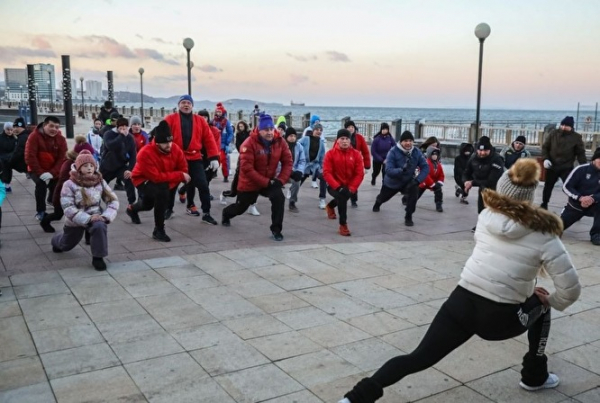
[[1, 165, 599, 402]]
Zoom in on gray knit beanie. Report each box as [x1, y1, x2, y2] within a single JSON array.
[[496, 158, 540, 203], [130, 116, 142, 125]]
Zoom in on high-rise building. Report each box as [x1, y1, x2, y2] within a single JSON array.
[[4, 68, 28, 101], [71, 79, 78, 96], [33, 63, 56, 102], [86, 80, 102, 100]]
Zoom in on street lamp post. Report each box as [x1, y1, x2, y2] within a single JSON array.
[[183, 38, 195, 96], [138, 67, 145, 126], [474, 23, 491, 143], [79, 76, 84, 118]]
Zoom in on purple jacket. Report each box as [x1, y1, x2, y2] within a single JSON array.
[[370, 134, 395, 163]]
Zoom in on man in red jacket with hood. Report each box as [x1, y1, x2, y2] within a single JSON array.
[[344, 120, 371, 208], [163, 95, 220, 224], [323, 129, 364, 236], [222, 113, 292, 241], [25, 116, 67, 221], [128, 121, 190, 242]]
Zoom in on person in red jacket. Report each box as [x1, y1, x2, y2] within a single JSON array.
[[163, 95, 220, 223], [24, 116, 68, 221], [344, 120, 370, 208], [418, 146, 445, 212], [127, 121, 190, 242], [222, 113, 292, 241], [323, 129, 365, 236]]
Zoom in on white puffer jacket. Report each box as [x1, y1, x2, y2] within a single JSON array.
[[459, 190, 580, 311]]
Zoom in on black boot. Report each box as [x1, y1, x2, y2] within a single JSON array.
[[405, 215, 414, 226], [92, 257, 107, 271], [436, 203, 443, 212], [153, 227, 171, 242], [40, 216, 55, 233], [84, 231, 91, 245]]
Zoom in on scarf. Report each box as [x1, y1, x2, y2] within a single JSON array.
[[69, 170, 103, 188]]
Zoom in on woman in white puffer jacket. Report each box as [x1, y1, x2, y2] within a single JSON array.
[[340, 158, 581, 403]]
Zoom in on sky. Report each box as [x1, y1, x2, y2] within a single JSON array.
[[1, 0, 599, 110]]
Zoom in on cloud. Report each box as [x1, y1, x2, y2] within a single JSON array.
[[286, 53, 318, 62], [0, 47, 56, 62], [73, 17, 81, 23], [326, 51, 350, 62], [154, 74, 196, 83], [75, 35, 136, 58], [290, 74, 309, 85], [197, 64, 223, 73], [32, 36, 52, 50], [151, 37, 175, 45], [136, 34, 144, 39], [134, 48, 178, 65]]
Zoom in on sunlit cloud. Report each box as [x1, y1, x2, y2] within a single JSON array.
[[286, 53, 318, 62], [0, 47, 56, 63], [197, 64, 223, 73], [326, 51, 350, 62], [32, 36, 52, 50], [290, 74, 309, 85]]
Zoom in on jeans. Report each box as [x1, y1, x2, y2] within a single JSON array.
[[289, 179, 301, 203], [223, 187, 285, 233]]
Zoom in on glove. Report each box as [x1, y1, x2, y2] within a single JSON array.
[[39, 172, 53, 182], [337, 187, 351, 198], [209, 160, 220, 172], [543, 159, 552, 169], [269, 179, 283, 190], [291, 171, 303, 182]]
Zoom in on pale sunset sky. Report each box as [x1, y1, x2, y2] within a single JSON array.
[[1, 0, 598, 109]]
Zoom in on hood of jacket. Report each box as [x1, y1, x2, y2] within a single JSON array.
[[460, 142, 474, 154]]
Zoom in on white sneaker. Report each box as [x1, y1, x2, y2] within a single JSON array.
[[311, 181, 318, 188], [219, 193, 228, 205], [247, 205, 260, 216], [338, 399, 351, 403], [285, 189, 291, 199], [319, 198, 326, 209], [519, 373, 560, 391]]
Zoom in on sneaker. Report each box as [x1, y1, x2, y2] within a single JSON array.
[[519, 373, 559, 391], [179, 192, 186, 204], [202, 213, 218, 225], [591, 234, 600, 246], [540, 202, 548, 210], [289, 202, 299, 212], [247, 205, 260, 216], [285, 189, 291, 199], [52, 245, 63, 253], [5, 185, 11, 193], [372, 204, 380, 212], [222, 216, 231, 227], [319, 198, 326, 209], [223, 177, 229, 183], [272, 231, 284, 241], [405, 216, 414, 227], [339, 224, 351, 236], [325, 204, 337, 219], [114, 183, 125, 191], [153, 227, 171, 242], [164, 209, 174, 220], [40, 216, 55, 233], [311, 181, 318, 189], [186, 205, 200, 216], [338, 399, 351, 403], [436, 203, 444, 213], [220, 193, 228, 205], [351, 201, 358, 208], [126, 205, 141, 224], [460, 197, 469, 205], [92, 257, 107, 271], [35, 211, 46, 221]]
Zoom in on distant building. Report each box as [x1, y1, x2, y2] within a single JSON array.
[[71, 79, 78, 96], [4, 68, 28, 101], [33, 63, 56, 102], [86, 80, 102, 100]]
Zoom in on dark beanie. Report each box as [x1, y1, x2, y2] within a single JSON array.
[[337, 129, 351, 139], [592, 147, 600, 161], [197, 109, 210, 118], [116, 117, 129, 127], [477, 136, 492, 151], [380, 122, 390, 131], [13, 117, 26, 128], [515, 135, 527, 145], [344, 120, 356, 129], [561, 116, 575, 128], [400, 131, 414, 142], [152, 121, 173, 144], [284, 127, 297, 139]]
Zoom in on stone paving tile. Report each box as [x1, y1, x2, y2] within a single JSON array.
[[70, 283, 132, 305], [30, 323, 103, 354], [388, 302, 440, 326], [60, 273, 116, 289], [344, 311, 415, 337], [413, 386, 493, 402], [331, 337, 402, 372], [215, 363, 304, 403], [190, 338, 269, 376], [534, 355, 600, 398], [0, 356, 47, 392], [273, 306, 339, 330], [0, 316, 37, 362], [223, 313, 292, 340], [111, 269, 164, 287], [576, 387, 600, 403], [154, 264, 206, 279], [143, 255, 189, 269], [0, 300, 21, 318], [50, 366, 145, 403], [262, 390, 323, 403], [95, 313, 163, 344], [247, 292, 311, 314], [83, 298, 147, 322], [383, 367, 461, 402], [123, 279, 181, 298], [170, 323, 242, 351], [300, 321, 371, 349], [168, 274, 220, 292], [13, 280, 70, 299], [9, 271, 62, 286], [23, 306, 92, 332], [137, 293, 217, 332], [200, 298, 265, 321], [555, 340, 600, 376], [293, 286, 379, 320], [0, 382, 56, 403], [248, 331, 322, 362], [40, 342, 120, 379], [227, 279, 286, 298], [109, 330, 185, 364]]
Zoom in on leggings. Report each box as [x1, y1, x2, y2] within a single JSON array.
[[344, 286, 551, 403]]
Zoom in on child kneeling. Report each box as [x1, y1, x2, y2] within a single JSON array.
[[52, 150, 119, 270]]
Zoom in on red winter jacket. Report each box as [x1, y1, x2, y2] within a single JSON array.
[[323, 143, 365, 194], [24, 126, 68, 177], [420, 159, 445, 189], [131, 141, 188, 189], [352, 132, 371, 169], [164, 112, 219, 162], [237, 129, 292, 192], [208, 125, 221, 162]]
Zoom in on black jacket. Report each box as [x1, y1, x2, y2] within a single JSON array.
[[8, 130, 30, 173], [99, 129, 137, 172], [563, 163, 600, 211], [542, 128, 587, 171], [0, 131, 17, 159], [454, 143, 474, 186], [463, 151, 504, 190], [235, 130, 250, 151], [98, 107, 119, 124]]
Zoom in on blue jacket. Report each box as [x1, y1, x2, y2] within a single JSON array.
[[292, 143, 307, 173], [371, 134, 395, 163], [213, 118, 234, 151], [298, 134, 326, 174], [100, 129, 137, 173], [563, 163, 600, 211], [383, 145, 429, 190]]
